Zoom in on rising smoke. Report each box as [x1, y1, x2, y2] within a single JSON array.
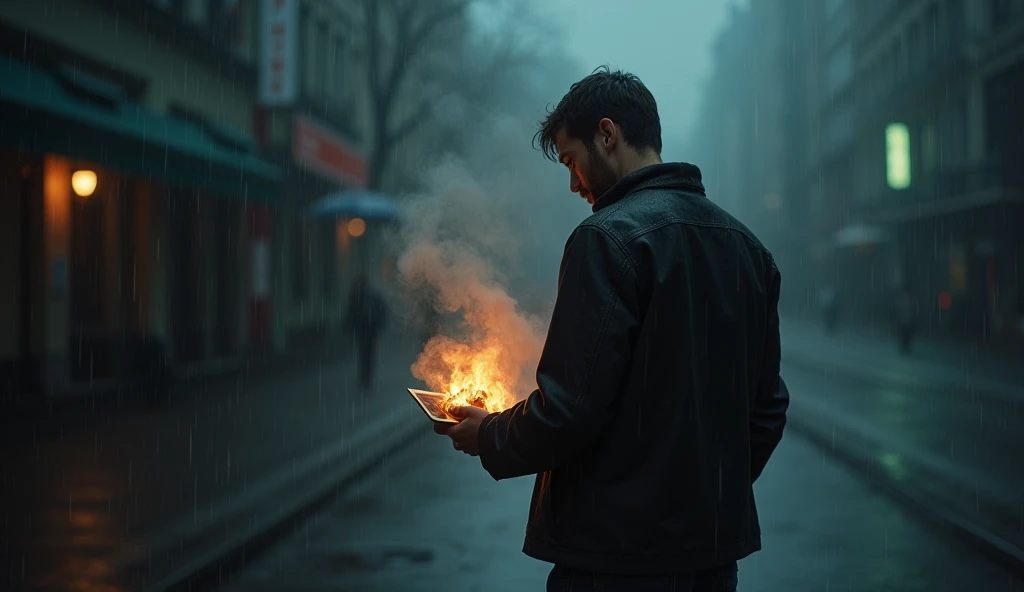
[[391, 115, 586, 402]]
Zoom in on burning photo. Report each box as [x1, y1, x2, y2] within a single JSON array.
[[407, 389, 459, 423]]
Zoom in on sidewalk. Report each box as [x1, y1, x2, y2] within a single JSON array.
[[780, 316, 1024, 575], [1, 327, 432, 592], [220, 419, 1021, 591], [781, 316, 1024, 401]]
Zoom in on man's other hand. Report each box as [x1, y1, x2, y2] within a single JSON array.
[[434, 406, 489, 456]]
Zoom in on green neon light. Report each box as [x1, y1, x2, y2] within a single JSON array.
[[886, 122, 911, 190]]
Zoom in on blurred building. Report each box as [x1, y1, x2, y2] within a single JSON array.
[[251, 0, 470, 352], [806, 0, 863, 316], [695, 0, 1024, 346], [837, 0, 1024, 342], [0, 0, 392, 402], [0, 0, 482, 403], [249, 0, 374, 355], [0, 0, 283, 399], [691, 0, 815, 314]]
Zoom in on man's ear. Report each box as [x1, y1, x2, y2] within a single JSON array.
[[597, 118, 617, 152]]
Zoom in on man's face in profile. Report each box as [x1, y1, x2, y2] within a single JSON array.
[[555, 127, 618, 205]]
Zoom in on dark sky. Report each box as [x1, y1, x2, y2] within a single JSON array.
[[549, 0, 739, 161]]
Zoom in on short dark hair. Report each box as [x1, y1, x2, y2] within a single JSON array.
[[535, 66, 662, 162]]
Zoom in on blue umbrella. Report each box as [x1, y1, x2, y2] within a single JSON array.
[[305, 190, 400, 220]]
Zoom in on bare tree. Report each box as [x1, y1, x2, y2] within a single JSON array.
[[351, 0, 551, 190], [354, 0, 472, 190]]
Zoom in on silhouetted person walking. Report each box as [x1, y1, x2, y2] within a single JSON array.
[[821, 285, 841, 334], [894, 287, 916, 355], [344, 273, 388, 390]]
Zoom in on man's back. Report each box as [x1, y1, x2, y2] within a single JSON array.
[[478, 163, 788, 574]]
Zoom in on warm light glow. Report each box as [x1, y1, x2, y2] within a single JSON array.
[[347, 217, 366, 237], [71, 170, 97, 198], [412, 336, 520, 414], [885, 123, 911, 190]]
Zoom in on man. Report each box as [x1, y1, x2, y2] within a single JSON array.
[[436, 67, 789, 592]]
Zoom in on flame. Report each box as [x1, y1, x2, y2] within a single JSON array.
[[411, 335, 518, 414]]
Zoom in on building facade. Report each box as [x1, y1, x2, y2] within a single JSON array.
[[841, 0, 1024, 342], [690, 0, 816, 315], [694, 0, 1024, 345], [0, 0, 475, 402], [250, 0, 372, 354], [0, 0, 286, 400]]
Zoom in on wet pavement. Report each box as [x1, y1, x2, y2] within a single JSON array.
[[781, 316, 1024, 394], [3, 318, 1023, 591], [1, 329, 422, 592], [217, 419, 1022, 592], [780, 317, 1024, 560]]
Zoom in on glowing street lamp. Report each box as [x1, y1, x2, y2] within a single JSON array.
[[347, 217, 366, 237], [71, 170, 97, 198]]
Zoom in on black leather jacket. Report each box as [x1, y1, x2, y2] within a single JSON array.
[[477, 163, 789, 574]]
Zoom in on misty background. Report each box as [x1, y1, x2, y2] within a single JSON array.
[[386, 0, 744, 400], [2, 1, 1023, 590]]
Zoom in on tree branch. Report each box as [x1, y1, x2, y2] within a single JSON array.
[[384, 98, 434, 149], [364, 0, 383, 102], [387, 0, 473, 98], [406, 0, 473, 54]]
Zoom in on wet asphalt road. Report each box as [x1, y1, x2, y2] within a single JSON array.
[[218, 407, 1023, 591]]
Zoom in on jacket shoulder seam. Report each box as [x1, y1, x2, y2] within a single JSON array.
[[577, 221, 642, 281], [620, 217, 770, 255]]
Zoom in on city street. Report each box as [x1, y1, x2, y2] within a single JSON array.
[[0, 329, 425, 592], [780, 317, 1024, 559], [218, 389, 1022, 592], [3, 1, 1023, 591], [4, 318, 1023, 591]]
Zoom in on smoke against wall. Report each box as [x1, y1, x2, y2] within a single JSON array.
[[393, 127, 552, 407]]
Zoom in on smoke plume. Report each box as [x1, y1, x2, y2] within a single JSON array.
[[392, 115, 584, 404]]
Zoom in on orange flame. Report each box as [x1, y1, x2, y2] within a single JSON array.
[[411, 335, 518, 413]]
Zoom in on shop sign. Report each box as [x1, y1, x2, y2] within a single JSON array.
[[292, 116, 368, 188], [258, 0, 299, 105]]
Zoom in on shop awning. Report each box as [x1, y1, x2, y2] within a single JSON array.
[[306, 190, 400, 221], [0, 57, 282, 200]]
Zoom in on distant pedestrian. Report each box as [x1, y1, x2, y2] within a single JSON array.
[[894, 287, 916, 354], [344, 273, 389, 390], [820, 285, 840, 334]]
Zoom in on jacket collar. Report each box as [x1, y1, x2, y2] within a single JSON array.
[[592, 162, 705, 213]]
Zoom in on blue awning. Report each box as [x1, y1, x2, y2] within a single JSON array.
[[0, 58, 282, 200], [306, 190, 400, 221]]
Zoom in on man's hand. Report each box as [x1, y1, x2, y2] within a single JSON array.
[[433, 406, 489, 456]]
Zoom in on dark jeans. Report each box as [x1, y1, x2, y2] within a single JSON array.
[[546, 562, 738, 592]]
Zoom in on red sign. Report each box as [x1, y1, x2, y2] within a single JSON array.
[[292, 116, 368, 188]]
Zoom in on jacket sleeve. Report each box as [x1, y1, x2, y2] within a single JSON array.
[[750, 260, 789, 482], [477, 224, 640, 481]]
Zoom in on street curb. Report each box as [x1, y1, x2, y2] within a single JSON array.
[[787, 407, 1024, 578], [113, 405, 430, 592], [782, 347, 1024, 404]]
